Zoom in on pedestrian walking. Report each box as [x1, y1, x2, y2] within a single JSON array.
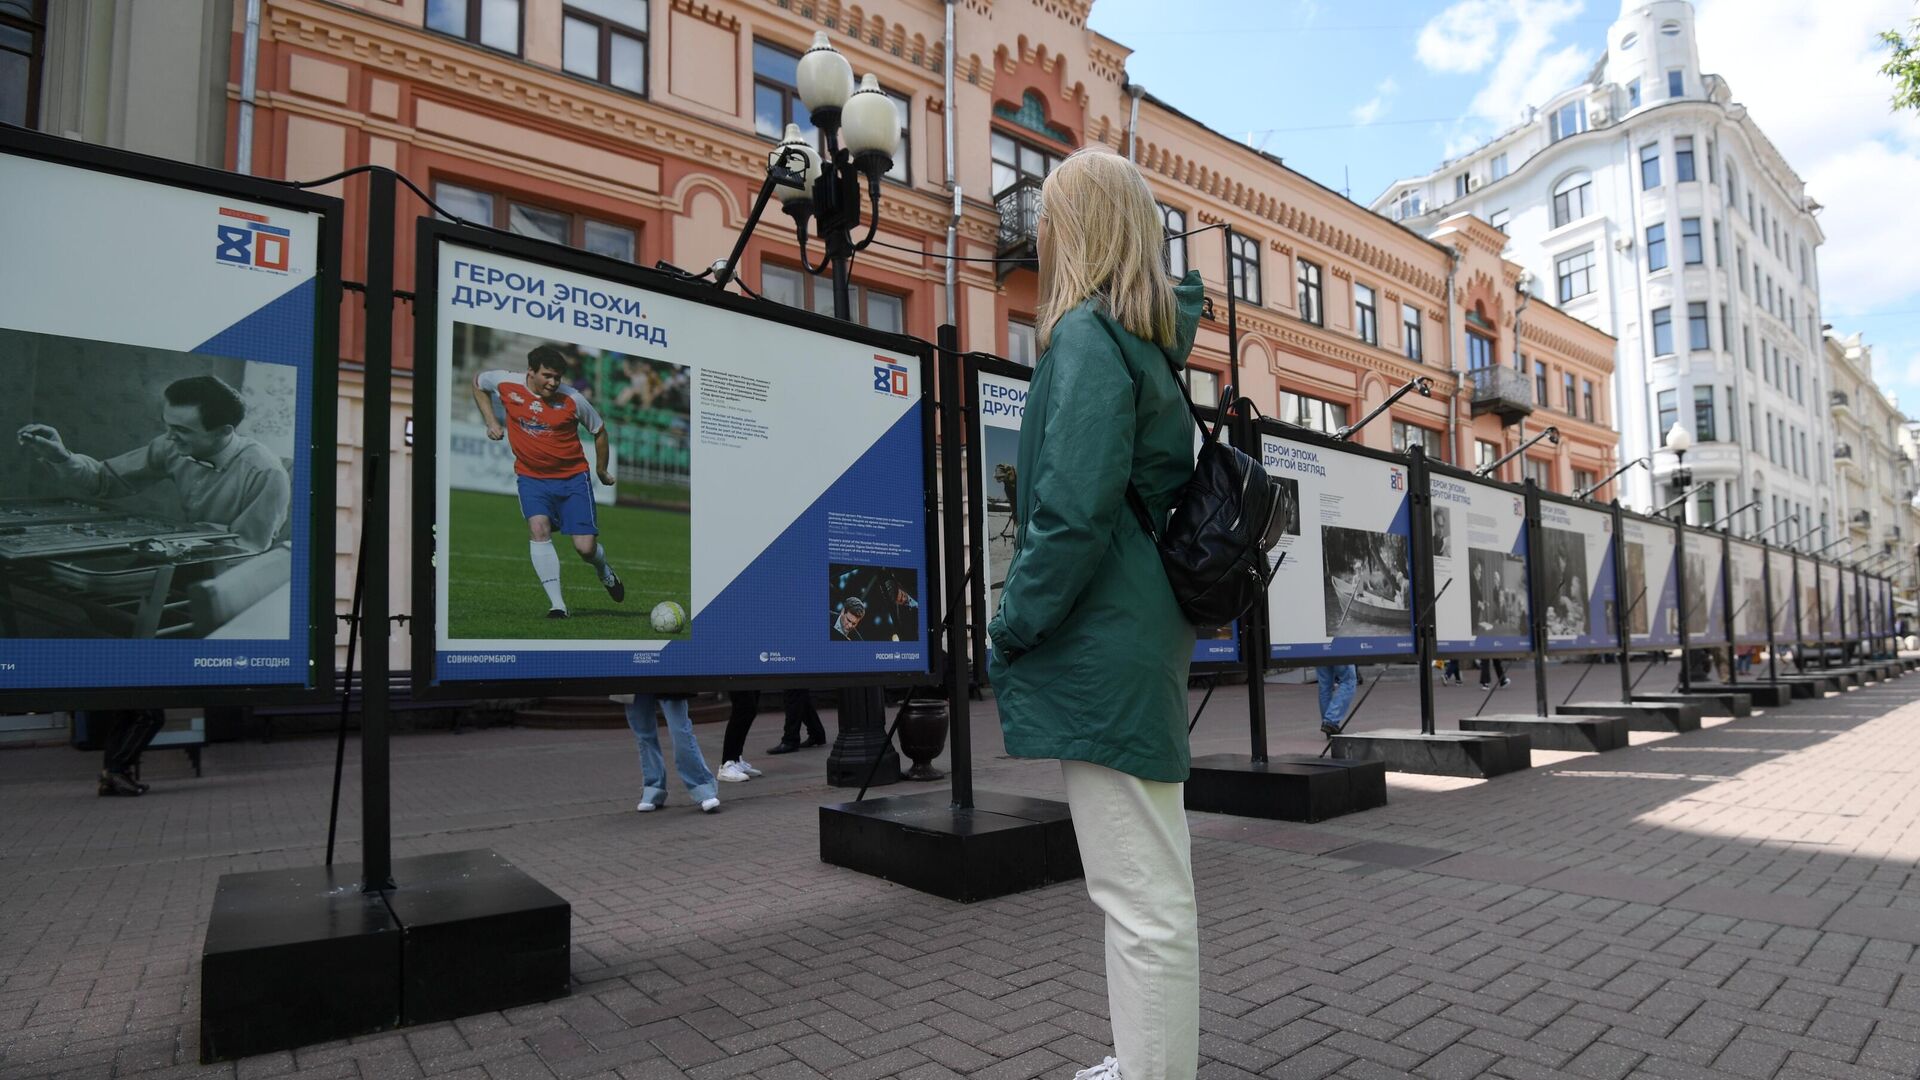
[[985, 147, 1202, 1080], [1315, 664, 1357, 736], [1478, 658, 1509, 689], [88, 709, 166, 796], [616, 693, 719, 813], [715, 690, 825, 782]]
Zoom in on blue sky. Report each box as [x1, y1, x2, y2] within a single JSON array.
[[1086, 0, 1920, 410]]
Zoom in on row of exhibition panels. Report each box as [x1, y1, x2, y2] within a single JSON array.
[[971, 358, 1899, 677], [0, 128, 1898, 713]]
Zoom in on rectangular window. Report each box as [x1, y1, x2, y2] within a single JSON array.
[[1523, 456, 1554, 490], [1574, 468, 1596, 495], [1403, 304, 1423, 362], [1563, 372, 1577, 415], [776, 268, 906, 331], [1489, 208, 1511, 233], [1698, 485, 1715, 529], [1652, 306, 1674, 355], [1689, 301, 1710, 351], [1229, 233, 1261, 304], [990, 131, 1063, 196], [1712, 221, 1723, 266], [1582, 379, 1595, 421], [1279, 391, 1348, 434], [1646, 223, 1668, 271], [1490, 153, 1509, 181], [1391, 420, 1438, 456], [1550, 99, 1586, 142], [434, 180, 637, 261], [1476, 440, 1500, 470], [1737, 248, 1747, 291], [1695, 385, 1715, 441], [1007, 319, 1036, 366], [1534, 360, 1549, 406], [1726, 387, 1737, 441], [1657, 389, 1677, 436], [1800, 242, 1810, 284], [1720, 303, 1729, 352], [1188, 367, 1220, 407], [427, 0, 523, 52], [1467, 332, 1494, 370], [1627, 78, 1641, 109], [1682, 217, 1703, 264], [1641, 142, 1662, 189], [1556, 247, 1595, 303], [1552, 177, 1591, 227], [1159, 203, 1187, 278], [754, 41, 816, 145], [1748, 403, 1758, 450], [1455, 173, 1470, 199], [0, 0, 46, 127], [1354, 283, 1378, 346], [1766, 412, 1776, 462], [1675, 136, 1696, 182], [1668, 68, 1684, 97], [563, 0, 648, 96], [1743, 325, 1753, 369], [1295, 259, 1322, 325], [1392, 189, 1424, 221]]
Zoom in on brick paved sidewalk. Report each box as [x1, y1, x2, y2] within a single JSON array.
[[3, 664, 1919, 1080]]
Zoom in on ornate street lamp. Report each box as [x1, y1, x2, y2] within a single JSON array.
[[1664, 421, 1694, 522]]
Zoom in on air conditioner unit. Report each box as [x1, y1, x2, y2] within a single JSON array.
[[1469, 177, 1482, 192]]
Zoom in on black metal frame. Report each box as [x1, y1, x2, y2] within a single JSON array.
[[1617, 507, 1683, 653], [962, 352, 1246, 677], [1726, 537, 1770, 650], [1250, 416, 1422, 669], [1424, 458, 1534, 662], [1678, 524, 1732, 653], [408, 217, 942, 698], [1533, 487, 1625, 657], [0, 124, 341, 711]]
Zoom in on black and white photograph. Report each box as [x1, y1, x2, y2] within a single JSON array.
[[1538, 526, 1588, 638], [982, 421, 1020, 624], [1430, 505, 1452, 559], [1623, 540, 1649, 636], [1320, 525, 1411, 638], [0, 327, 296, 640], [1273, 474, 1301, 538], [1468, 548, 1527, 638], [1683, 550, 1712, 635]]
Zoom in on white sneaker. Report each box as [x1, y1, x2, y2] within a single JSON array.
[[1072, 1058, 1120, 1080], [635, 797, 661, 812], [716, 761, 751, 783], [735, 758, 763, 777], [700, 797, 721, 813]]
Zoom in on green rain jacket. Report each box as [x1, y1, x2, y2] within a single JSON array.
[[985, 271, 1203, 783]]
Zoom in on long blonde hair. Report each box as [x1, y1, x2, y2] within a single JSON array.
[[1035, 146, 1179, 352]]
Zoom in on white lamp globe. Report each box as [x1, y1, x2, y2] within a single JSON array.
[[795, 32, 854, 115], [1664, 421, 1693, 455], [770, 123, 822, 204], [842, 73, 900, 163]]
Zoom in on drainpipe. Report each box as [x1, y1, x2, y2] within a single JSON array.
[[1126, 82, 1144, 161], [942, 0, 958, 329], [1445, 246, 1461, 466], [236, 0, 262, 175]]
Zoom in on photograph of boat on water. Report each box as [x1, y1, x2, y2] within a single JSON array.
[[1321, 525, 1411, 638]]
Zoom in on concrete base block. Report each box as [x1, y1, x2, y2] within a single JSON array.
[[1328, 729, 1531, 778], [1633, 690, 1752, 718], [1558, 701, 1703, 732], [1459, 713, 1628, 752]]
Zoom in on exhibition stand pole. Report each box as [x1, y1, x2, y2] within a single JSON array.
[[1612, 502, 1634, 705], [360, 168, 396, 892], [1411, 447, 1438, 738], [1220, 227, 1266, 763], [326, 454, 374, 866], [1523, 482, 1549, 718], [1674, 519, 1691, 697], [937, 323, 973, 808]]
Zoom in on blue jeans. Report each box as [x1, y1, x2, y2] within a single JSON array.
[[1316, 665, 1357, 728], [625, 695, 717, 805]]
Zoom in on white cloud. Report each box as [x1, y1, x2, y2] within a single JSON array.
[[1353, 78, 1399, 125], [1417, 0, 1504, 74]]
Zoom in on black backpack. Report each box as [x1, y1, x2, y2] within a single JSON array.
[[1123, 355, 1289, 631]]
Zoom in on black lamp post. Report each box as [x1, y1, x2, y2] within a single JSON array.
[[1663, 421, 1695, 523]]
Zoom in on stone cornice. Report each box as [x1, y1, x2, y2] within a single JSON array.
[[1521, 312, 1614, 373], [670, 0, 738, 31]]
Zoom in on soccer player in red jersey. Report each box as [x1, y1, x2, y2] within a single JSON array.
[[471, 345, 624, 618]]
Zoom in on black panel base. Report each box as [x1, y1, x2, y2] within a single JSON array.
[[384, 850, 571, 1025], [1328, 729, 1531, 778], [1687, 682, 1794, 707], [819, 790, 1080, 903], [200, 850, 569, 1064], [1460, 713, 1628, 752], [1774, 672, 1844, 695], [1185, 753, 1389, 822], [201, 863, 402, 1063], [1633, 690, 1751, 718], [1559, 701, 1703, 732]]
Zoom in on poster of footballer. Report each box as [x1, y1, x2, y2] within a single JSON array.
[[1430, 472, 1530, 655], [1259, 429, 1415, 662], [974, 362, 1237, 668], [0, 136, 332, 702], [419, 229, 933, 687], [1537, 498, 1617, 652]]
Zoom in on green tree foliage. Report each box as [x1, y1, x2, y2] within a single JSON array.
[[1883, 17, 1920, 113]]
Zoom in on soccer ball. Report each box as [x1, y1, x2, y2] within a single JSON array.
[[650, 601, 687, 634]]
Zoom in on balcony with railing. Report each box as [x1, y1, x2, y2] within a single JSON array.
[[1468, 365, 1535, 422], [994, 179, 1042, 280], [1834, 442, 1856, 469], [1851, 509, 1873, 531], [1831, 389, 1851, 416]]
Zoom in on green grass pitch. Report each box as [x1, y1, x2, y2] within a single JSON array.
[[446, 489, 692, 641]]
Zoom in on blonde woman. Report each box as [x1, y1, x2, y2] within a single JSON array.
[[985, 147, 1203, 1080]]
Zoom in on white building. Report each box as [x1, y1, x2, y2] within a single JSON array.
[[1374, 0, 1833, 544], [1824, 332, 1920, 581]]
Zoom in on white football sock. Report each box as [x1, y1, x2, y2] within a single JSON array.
[[530, 540, 565, 609], [583, 542, 613, 578]]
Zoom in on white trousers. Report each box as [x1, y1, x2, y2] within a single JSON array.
[[1061, 760, 1200, 1080]]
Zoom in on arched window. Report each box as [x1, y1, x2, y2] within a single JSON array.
[[1551, 171, 1592, 227]]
